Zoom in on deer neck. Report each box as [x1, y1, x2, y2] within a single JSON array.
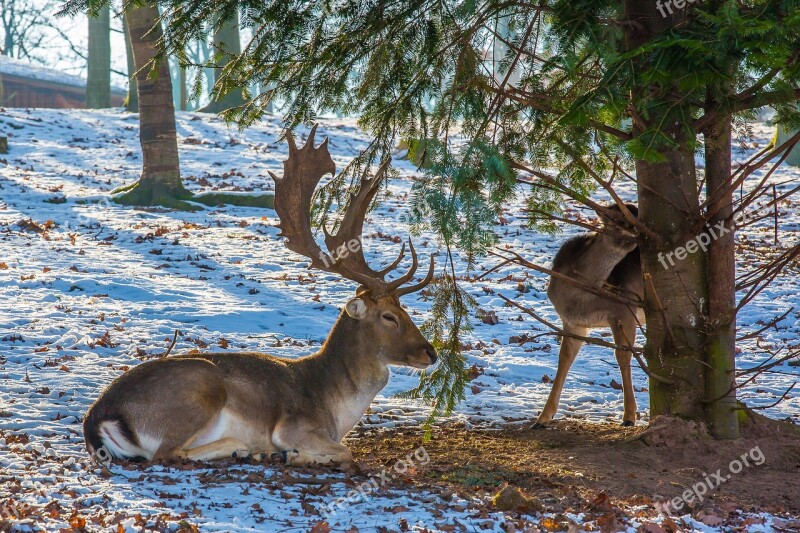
[[578, 233, 634, 286], [310, 311, 390, 440]]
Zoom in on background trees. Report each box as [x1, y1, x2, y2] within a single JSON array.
[[2, 0, 84, 68], [85, 4, 110, 108], [121, 14, 137, 111], [198, 10, 244, 113], [85, 3, 272, 209], [113, 2, 190, 208]]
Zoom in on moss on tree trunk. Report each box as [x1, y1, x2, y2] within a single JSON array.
[[704, 113, 740, 439], [113, 176, 198, 210], [192, 192, 274, 209]]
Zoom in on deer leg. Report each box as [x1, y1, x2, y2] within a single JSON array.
[[272, 422, 353, 466], [611, 318, 638, 426], [535, 326, 587, 427], [178, 438, 250, 461]]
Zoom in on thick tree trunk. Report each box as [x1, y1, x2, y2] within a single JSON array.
[[199, 12, 244, 113], [636, 153, 709, 420], [704, 114, 740, 438], [623, 0, 737, 433], [117, 3, 191, 208], [86, 6, 111, 109], [179, 65, 188, 111], [122, 16, 138, 112]]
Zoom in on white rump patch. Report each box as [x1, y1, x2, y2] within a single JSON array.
[[188, 409, 253, 449], [98, 421, 159, 460]]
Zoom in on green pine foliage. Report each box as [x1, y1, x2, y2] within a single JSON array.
[[399, 273, 476, 434]]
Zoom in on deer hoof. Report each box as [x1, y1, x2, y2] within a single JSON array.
[[231, 449, 251, 459], [272, 449, 300, 464], [530, 421, 549, 429], [270, 450, 287, 462], [620, 420, 634, 427]]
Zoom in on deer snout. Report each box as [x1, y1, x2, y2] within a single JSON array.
[[401, 343, 437, 369], [424, 344, 438, 364]]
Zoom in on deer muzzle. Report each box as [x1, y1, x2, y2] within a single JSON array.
[[407, 343, 437, 368]]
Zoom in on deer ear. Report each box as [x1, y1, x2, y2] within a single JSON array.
[[345, 298, 368, 320]]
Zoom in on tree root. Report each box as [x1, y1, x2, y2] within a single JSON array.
[[630, 407, 799, 448], [192, 192, 274, 209], [112, 179, 274, 211], [735, 402, 800, 439]]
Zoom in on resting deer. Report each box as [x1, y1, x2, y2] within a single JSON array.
[[83, 126, 437, 465], [535, 203, 644, 427]]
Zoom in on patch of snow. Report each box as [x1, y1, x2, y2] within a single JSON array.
[[0, 108, 797, 531]]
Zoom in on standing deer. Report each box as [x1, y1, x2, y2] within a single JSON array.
[[83, 126, 437, 465], [535, 203, 644, 427]]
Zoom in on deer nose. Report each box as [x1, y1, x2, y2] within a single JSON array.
[[425, 345, 438, 364]]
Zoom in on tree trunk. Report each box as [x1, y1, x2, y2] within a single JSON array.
[[4, 21, 15, 58], [623, 0, 735, 433], [199, 12, 244, 113], [179, 65, 188, 111], [117, 2, 192, 209], [636, 153, 709, 421], [703, 110, 740, 439], [122, 16, 138, 112], [86, 6, 111, 109]]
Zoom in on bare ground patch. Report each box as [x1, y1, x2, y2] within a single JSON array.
[[344, 415, 800, 530]]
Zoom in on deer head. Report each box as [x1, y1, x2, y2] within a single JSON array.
[[269, 125, 437, 368], [595, 203, 639, 252]]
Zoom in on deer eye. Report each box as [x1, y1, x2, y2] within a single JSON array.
[[381, 313, 399, 326]]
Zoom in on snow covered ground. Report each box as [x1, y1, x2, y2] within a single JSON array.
[[0, 108, 797, 531]]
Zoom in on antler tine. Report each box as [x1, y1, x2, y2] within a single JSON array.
[[285, 128, 299, 154], [385, 238, 420, 293], [322, 173, 380, 256], [395, 253, 435, 297], [322, 161, 398, 294], [377, 242, 406, 277], [305, 123, 319, 147]]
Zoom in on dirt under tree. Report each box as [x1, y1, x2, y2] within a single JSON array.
[[341, 416, 800, 529]]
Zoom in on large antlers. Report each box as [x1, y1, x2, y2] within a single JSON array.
[[269, 125, 434, 297]]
